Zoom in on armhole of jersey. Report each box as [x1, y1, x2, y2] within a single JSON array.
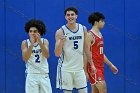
[[82, 25, 86, 32], [77, 23, 79, 32], [43, 38, 44, 45], [88, 31, 95, 45], [61, 27, 65, 35], [26, 39, 28, 48]]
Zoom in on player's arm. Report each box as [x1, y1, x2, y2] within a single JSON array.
[[39, 39, 50, 58], [104, 54, 118, 74], [35, 33, 50, 58], [84, 32, 96, 73], [54, 29, 66, 57], [83, 26, 89, 80], [21, 40, 34, 62]]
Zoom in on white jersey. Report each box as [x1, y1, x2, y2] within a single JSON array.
[[25, 38, 49, 74], [59, 23, 85, 72]]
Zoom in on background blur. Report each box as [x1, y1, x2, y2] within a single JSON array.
[[0, 0, 140, 93]]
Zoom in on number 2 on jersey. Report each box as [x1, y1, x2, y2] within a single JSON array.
[[74, 41, 78, 49], [35, 54, 40, 63]]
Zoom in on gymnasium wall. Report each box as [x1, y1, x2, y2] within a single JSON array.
[[0, 0, 139, 93]]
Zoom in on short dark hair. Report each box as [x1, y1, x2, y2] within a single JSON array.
[[88, 12, 105, 25], [64, 7, 78, 15], [24, 19, 46, 36]]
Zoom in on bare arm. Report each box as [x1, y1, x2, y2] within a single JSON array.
[[84, 32, 96, 73], [104, 54, 113, 67], [83, 26, 89, 80], [83, 26, 88, 72], [104, 54, 118, 74], [54, 29, 66, 57], [21, 40, 34, 62], [38, 39, 50, 58], [35, 33, 50, 58]]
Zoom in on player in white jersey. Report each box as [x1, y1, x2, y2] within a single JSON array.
[[21, 19, 52, 93], [55, 7, 88, 93]]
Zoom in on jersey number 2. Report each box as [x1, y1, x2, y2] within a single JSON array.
[[35, 54, 40, 63]]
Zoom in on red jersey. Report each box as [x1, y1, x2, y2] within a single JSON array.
[[88, 31, 104, 69], [87, 31, 105, 84]]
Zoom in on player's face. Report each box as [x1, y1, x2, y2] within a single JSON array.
[[98, 20, 105, 29], [29, 27, 39, 38], [65, 11, 77, 24]]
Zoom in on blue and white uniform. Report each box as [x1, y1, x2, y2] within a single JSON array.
[[25, 38, 52, 93], [56, 24, 87, 91]]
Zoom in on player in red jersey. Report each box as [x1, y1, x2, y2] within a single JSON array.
[[84, 12, 118, 93]]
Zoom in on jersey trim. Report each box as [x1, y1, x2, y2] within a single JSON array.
[[26, 40, 28, 48], [65, 23, 79, 33], [61, 27, 65, 35], [88, 31, 95, 45]]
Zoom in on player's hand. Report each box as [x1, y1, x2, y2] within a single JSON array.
[[88, 61, 96, 74], [35, 33, 42, 44], [30, 35, 35, 45], [85, 72, 89, 82], [110, 64, 118, 74], [91, 65, 96, 74]]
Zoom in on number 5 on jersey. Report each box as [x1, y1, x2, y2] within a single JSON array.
[[74, 41, 78, 49]]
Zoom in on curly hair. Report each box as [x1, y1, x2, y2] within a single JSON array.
[[64, 7, 78, 15], [88, 12, 105, 26], [24, 19, 46, 36]]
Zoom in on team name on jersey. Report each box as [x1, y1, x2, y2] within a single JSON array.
[[97, 41, 103, 46], [69, 36, 82, 40], [32, 49, 42, 53]]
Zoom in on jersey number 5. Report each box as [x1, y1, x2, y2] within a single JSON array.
[[74, 41, 78, 49], [35, 54, 40, 63]]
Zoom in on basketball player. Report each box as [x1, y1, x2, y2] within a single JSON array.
[[21, 19, 52, 93], [54, 7, 88, 93], [85, 12, 118, 93]]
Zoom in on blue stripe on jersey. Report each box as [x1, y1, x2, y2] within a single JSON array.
[[65, 23, 79, 33], [62, 50, 64, 63], [34, 44, 38, 47], [77, 86, 87, 90], [82, 26, 85, 32], [59, 66, 62, 89], [63, 89, 73, 91], [26, 39, 28, 48], [61, 27, 65, 35], [57, 57, 63, 89], [43, 38, 44, 44]]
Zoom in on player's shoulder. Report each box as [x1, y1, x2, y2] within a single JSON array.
[[21, 39, 28, 48], [44, 38, 49, 43], [77, 23, 86, 27], [87, 31, 95, 40], [77, 23, 87, 32], [56, 27, 64, 35], [41, 38, 49, 44], [21, 39, 27, 44], [87, 31, 93, 36]]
